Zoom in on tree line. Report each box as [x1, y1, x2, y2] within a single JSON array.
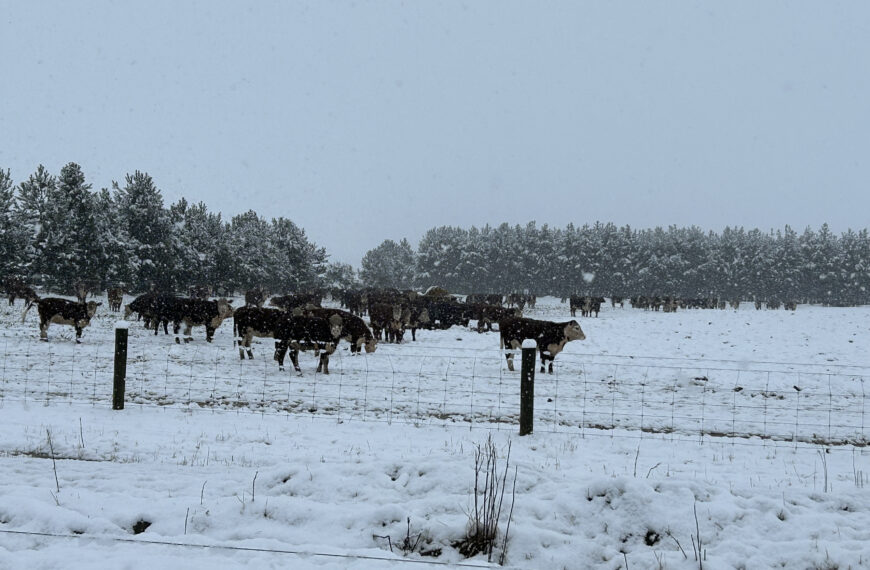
[[3, 163, 867, 305], [0, 164, 331, 295], [360, 222, 870, 305]]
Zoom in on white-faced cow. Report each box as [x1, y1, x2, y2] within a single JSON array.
[[22, 297, 101, 343], [499, 317, 586, 374], [165, 298, 234, 343], [304, 307, 377, 355], [107, 287, 125, 312], [273, 315, 341, 375]]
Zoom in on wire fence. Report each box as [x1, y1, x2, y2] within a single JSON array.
[[1, 327, 868, 449]]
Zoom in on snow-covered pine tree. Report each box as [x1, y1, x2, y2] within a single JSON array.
[[115, 171, 175, 292], [0, 168, 26, 281], [359, 238, 416, 289]]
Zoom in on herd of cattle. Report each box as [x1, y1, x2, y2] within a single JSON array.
[[0, 275, 803, 376], [2, 280, 589, 375]]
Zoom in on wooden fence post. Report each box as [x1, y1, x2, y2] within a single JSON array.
[[520, 339, 536, 436], [112, 321, 129, 410]]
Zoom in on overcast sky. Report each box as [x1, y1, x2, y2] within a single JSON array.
[[2, 1, 869, 265]]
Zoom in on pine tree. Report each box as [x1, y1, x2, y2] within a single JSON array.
[[360, 238, 417, 289], [115, 171, 175, 292]]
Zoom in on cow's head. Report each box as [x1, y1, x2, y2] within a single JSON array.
[[123, 304, 133, 318], [217, 298, 234, 318], [85, 301, 101, 318], [363, 335, 377, 353], [564, 320, 586, 341]]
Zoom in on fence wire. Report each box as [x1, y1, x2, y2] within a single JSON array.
[[1, 328, 868, 449]]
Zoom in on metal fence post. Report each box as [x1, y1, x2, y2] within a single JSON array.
[[112, 321, 129, 410], [520, 339, 536, 436]]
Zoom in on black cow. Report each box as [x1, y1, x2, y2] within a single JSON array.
[[154, 297, 234, 343], [124, 293, 177, 334], [23, 297, 101, 343], [269, 292, 322, 312], [3, 278, 39, 306], [233, 306, 284, 359], [244, 287, 269, 308], [499, 317, 586, 374], [464, 303, 520, 332], [304, 307, 377, 354], [273, 315, 340, 374]]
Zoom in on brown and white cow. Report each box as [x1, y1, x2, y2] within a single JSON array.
[[23, 297, 101, 343], [107, 287, 125, 312], [499, 317, 586, 374]]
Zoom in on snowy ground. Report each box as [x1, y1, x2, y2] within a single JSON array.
[[1, 297, 870, 568]]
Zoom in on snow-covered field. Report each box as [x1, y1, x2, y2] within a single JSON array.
[[1, 297, 870, 568]]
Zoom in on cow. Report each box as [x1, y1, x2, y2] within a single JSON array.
[[107, 287, 125, 312], [304, 307, 377, 354], [154, 297, 234, 343], [464, 303, 520, 332], [611, 296, 624, 308], [369, 302, 404, 343], [421, 299, 469, 330], [74, 280, 99, 303], [570, 295, 603, 318], [784, 300, 797, 311], [273, 315, 341, 374], [22, 297, 101, 343], [269, 292, 322, 312], [188, 285, 212, 299], [244, 287, 268, 308], [233, 306, 284, 359], [341, 289, 364, 316], [124, 293, 177, 334], [506, 293, 527, 311], [465, 294, 503, 307], [3, 278, 39, 306], [499, 317, 586, 374]]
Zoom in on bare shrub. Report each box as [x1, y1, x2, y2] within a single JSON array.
[[453, 434, 517, 564]]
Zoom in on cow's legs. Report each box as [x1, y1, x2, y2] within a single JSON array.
[[274, 340, 288, 371], [75, 327, 83, 344], [206, 326, 215, 343], [40, 320, 49, 341], [290, 349, 301, 374], [316, 352, 329, 374]]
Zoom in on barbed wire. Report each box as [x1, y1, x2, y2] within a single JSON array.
[[0, 528, 500, 568]]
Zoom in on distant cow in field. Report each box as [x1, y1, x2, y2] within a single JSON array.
[[570, 295, 603, 318], [464, 303, 520, 332], [3, 278, 39, 306], [74, 280, 99, 303], [188, 285, 212, 299], [273, 315, 341, 374], [269, 292, 322, 313], [23, 297, 101, 343], [784, 301, 797, 311], [107, 287, 125, 312], [244, 287, 268, 308], [466, 294, 503, 307], [499, 317, 586, 374]]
